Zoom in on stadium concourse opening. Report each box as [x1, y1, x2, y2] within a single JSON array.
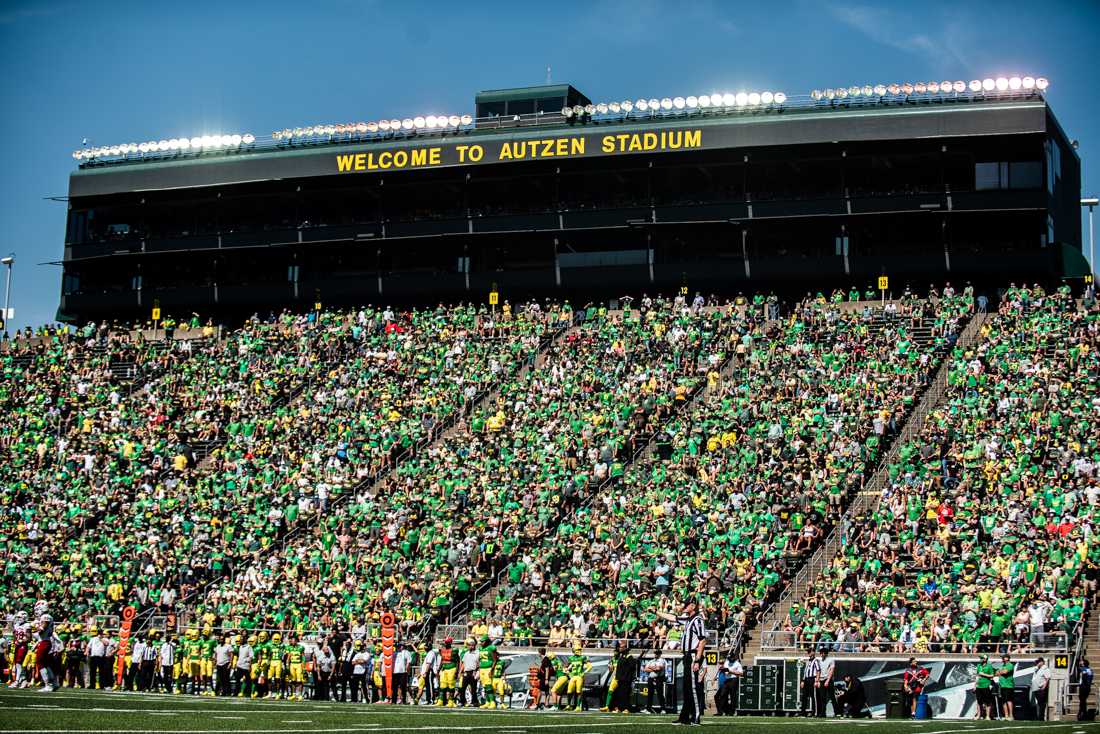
[[57, 82, 1081, 324]]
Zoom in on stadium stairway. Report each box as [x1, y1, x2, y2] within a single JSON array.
[[1075, 610, 1100, 716], [170, 318, 572, 633], [740, 309, 989, 664]]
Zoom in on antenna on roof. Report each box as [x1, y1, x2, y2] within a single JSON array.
[[546, 65, 552, 84]]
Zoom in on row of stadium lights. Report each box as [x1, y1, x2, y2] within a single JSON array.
[[73, 133, 256, 161], [272, 114, 475, 141], [71, 75, 1049, 162], [563, 91, 788, 118], [811, 76, 1048, 100]]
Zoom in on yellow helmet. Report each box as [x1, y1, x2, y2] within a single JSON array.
[[272, 632, 282, 642], [247, 635, 257, 645], [186, 628, 198, 639], [573, 644, 582, 653], [88, 626, 98, 635], [202, 625, 212, 636], [258, 631, 269, 642], [233, 635, 242, 645]]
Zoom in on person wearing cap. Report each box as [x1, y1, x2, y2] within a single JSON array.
[[391, 642, 413, 705], [459, 637, 480, 707], [349, 640, 369, 704], [1031, 657, 1051, 721], [657, 597, 706, 725], [418, 642, 439, 706]]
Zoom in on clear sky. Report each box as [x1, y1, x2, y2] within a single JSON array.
[[1, 0, 1097, 329]]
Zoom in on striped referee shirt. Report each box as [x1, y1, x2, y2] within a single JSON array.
[[680, 614, 706, 654]]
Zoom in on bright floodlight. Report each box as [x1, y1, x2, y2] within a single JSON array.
[[914, 82, 926, 93], [609, 101, 621, 113], [982, 78, 995, 91], [178, 138, 191, 150], [460, 114, 473, 124], [698, 94, 712, 106], [584, 104, 596, 114], [242, 133, 255, 144], [724, 93, 737, 106], [747, 92, 760, 105], [672, 96, 685, 109], [379, 120, 391, 131], [969, 79, 982, 92], [995, 77, 1009, 91], [952, 81, 965, 93], [1022, 76, 1035, 89], [872, 84, 886, 96], [810, 89, 822, 100], [1009, 77, 1022, 90], [774, 92, 787, 104], [647, 98, 659, 110], [621, 100, 633, 112], [596, 102, 609, 113], [660, 97, 672, 110], [861, 85, 873, 96], [636, 99, 648, 111], [686, 95, 698, 108], [1035, 77, 1048, 90], [230, 134, 242, 145], [366, 122, 379, 132], [761, 91, 774, 104], [887, 83, 900, 95], [836, 87, 849, 99], [848, 85, 861, 97], [572, 105, 584, 116], [413, 116, 426, 129], [899, 83, 912, 95]]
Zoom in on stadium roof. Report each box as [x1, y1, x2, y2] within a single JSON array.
[[69, 96, 1052, 199]]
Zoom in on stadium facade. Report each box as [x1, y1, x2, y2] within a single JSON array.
[[59, 82, 1081, 322]]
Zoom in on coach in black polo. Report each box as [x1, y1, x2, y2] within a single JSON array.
[[659, 598, 707, 725]]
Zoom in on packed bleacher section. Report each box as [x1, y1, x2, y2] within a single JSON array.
[[777, 284, 1099, 653], [194, 297, 734, 636], [468, 291, 972, 649], [2, 305, 551, 626], [0, 326, 186, 618]]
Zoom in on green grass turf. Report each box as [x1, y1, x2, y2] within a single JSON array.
[[0, 687, 1096, 733]]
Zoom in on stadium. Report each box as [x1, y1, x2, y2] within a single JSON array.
[[3, 6, 1100, 730]]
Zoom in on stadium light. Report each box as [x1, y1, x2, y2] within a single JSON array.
[[686, 96, 698, 108]]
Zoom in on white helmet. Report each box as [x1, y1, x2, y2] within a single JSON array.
[[13, 611, 27, 624], [33, 601, 48, 616]]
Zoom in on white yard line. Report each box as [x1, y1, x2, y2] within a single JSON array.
[[920, 725, 1084, 734]]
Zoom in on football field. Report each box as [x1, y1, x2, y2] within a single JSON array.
[[0, 688, 1097, 734]]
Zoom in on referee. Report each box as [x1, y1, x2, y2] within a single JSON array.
[[659, 598, 707, 725]]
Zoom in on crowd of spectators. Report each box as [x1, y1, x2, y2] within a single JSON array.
[[780, 284, 1098, 653]]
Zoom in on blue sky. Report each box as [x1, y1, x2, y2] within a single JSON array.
[[1, 0, 1098, 329]]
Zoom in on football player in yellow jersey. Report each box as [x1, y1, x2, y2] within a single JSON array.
[[284, 634, 305, 701], [267, 632, 284, 699], [200, 626, 217, 696], [183, 628, 202, 695], [251, 632, 269, 698]]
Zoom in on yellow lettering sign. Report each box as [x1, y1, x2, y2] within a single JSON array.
[[878, 276, 889, 290], [489, 291, 499, 306], [337, 147, 443, 173], [151, 307, 161, 321]]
